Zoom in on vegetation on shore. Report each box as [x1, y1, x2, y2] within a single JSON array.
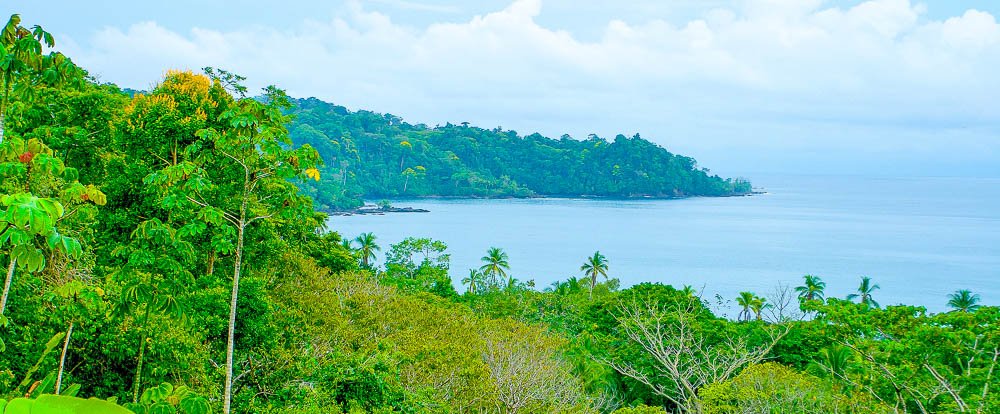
[[287, 98, 752, 211], [1, 13, 997, 414]]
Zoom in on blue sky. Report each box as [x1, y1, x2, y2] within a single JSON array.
[[13, 1, 1000, 177]]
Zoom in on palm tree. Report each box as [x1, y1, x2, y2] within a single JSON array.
[[505, 277, 520, 291], [750, 296, 768, 321], [354, 232, 379, 269], [815, 344, 852, 378], [479, 247, 510, 288], [580, 251, 609, 298], [736, 291, 756, 322], [340, 239, 353, 251], [680, 285, 696, 297], [948, 289, 981, 313], [795, 274, 826, 302], [846, 276, 880, 308], [462, 269, 483, 295], [547, 277, 584, 295]]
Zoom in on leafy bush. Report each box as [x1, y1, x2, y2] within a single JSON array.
[[699, 362, 890, 414]]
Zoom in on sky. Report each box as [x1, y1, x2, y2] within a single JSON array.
[[12, 0, 1000, 178]]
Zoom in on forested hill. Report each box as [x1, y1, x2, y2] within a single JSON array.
[[287, 97, 752, 210]]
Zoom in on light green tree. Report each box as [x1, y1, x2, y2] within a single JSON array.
[[750, 296, 768, 321], [354, 232, 379, 269], [846, 276, 880, 308], [580, 251, 608, 298], [43, 280, 105, 394], [795, 274, 825, 302], [736, 291, 756, 322], [111, 218, 193, 402], [479, 247, 510, 289], [0, 135, 101, 316], [947, 289, 980, 313], [1, 14, 51, 144], [462, 269, 483, 294]]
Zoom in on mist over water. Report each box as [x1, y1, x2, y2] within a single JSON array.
[[328, 174, 1000, 314]]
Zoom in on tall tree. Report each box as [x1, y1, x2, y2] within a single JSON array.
[[0, 136, 99, 315], [846, 276, 880, 308], [0, 15, 92, 316], [111, 218, 192, 402], [462, 269, 483, 295], [947, 289, 981, 313], [479, 247, 510, 289], [794, 274, 825, 302], [579, 251, 608, 298], [749, 296, 768, 321], [736, 291, 756, 322], [354, 232, 379, 269], [44, 280, 105, 394], [146, 74, 320, 414], [0, 15, 79, 144]]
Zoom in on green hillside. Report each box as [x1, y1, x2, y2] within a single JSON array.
[[288, 98, 751, 210]]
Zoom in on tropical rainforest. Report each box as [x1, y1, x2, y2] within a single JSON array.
[[1, 13, 998, 414], [287, 98, 752, 211]]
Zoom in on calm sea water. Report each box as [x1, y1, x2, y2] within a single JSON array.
[[327, 175, 1000, 314]]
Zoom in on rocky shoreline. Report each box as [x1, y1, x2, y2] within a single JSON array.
[[329, 205, 430, 216]]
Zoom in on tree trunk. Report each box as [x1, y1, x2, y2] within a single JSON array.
[[56, 321, 73, 394], [0, 258, 16, 315], [223, 222, 246, 414], [132, 305, 152, 403], [1, 78, 10, 145], [207, 251, 216, 276]]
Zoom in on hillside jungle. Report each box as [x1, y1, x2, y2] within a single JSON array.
[[0, 13, 998, 414], [285, 98, 752, 211]]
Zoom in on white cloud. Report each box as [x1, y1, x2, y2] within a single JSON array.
[[61, 0, 1000, 175], [364, 0, 461, 14]]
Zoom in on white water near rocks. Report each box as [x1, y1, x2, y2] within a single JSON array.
[[329, 174, 1000, 314]]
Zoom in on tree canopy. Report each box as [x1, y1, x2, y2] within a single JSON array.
[[287, 97, 752, 210]]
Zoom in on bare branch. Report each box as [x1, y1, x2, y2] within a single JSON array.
[[185, 195, 239, 226], [480, 323, 585, 413], [924, 364, 967, 412], [221, 151, 248, 173], [605, 297, 787, 413], [977, 348, 999, 414], [146, 149, 170, 166], [247, 214, 274, 225]]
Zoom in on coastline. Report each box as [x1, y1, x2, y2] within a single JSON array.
[[326, 189, 766, 215]]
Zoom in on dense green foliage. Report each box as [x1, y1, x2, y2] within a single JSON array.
[[287, 98, 752, 210], [1, 13, 997, 414]]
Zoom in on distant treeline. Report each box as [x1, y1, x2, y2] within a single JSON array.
[[288, 97, 752, 210]]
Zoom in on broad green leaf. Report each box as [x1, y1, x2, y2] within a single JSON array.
[[12, 244, 45, 272], [178, 396, 211, 414], [149, 401, 177, 414], [5, 394, 134, 413]]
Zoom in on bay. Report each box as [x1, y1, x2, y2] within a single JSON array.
[[327, 174, 1000, 314]]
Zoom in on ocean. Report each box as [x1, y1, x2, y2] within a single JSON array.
[[327, 174, 1000, 314]]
